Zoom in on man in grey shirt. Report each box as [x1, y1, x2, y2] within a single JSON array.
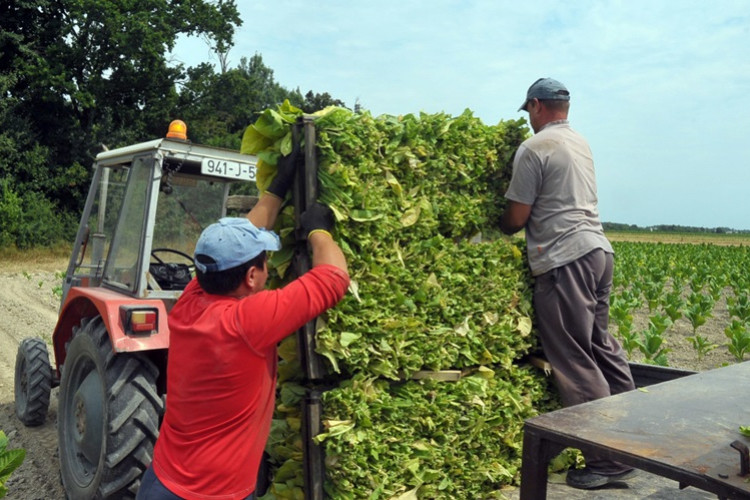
[[500, 78, 637, 489]]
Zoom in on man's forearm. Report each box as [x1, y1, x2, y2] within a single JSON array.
[[247, 193, 283, 229], [499, 200, 532, 235], [499, 211, 523, 235], [309, 231, 348, 273]]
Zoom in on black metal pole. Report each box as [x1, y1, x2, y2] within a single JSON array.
[[291, 116, 327, 500]]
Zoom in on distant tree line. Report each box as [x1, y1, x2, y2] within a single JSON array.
[[603, 222, 750, 235], [0, 0, 346, 248]]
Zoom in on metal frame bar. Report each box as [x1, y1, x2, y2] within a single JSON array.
[[290, 116, 328, 500]]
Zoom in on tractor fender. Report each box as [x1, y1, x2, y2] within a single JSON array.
[[52, 286, 170, 375]]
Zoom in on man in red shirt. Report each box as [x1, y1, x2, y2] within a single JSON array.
[[137, 148, 349, 500]]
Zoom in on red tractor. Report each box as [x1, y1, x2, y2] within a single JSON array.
[[13, 121, 259, 498]]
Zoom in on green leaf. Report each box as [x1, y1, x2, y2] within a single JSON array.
[[279, 99, 303, 120], [0, 447, 25, 492], [269, 246, 294, 278], [349, 209, 383, 222], [339, 332, 361, 348], [392, 486, 420, 500], [241, 125, 274, 155], [313, 420, 355, 444], [253, 109, 289, 139], [386, 172, 403, 196], [0, 450, 23, 475], [400, 206, 420, 227], [279, 131, 293, 156], [257, 150, 280, 166], [517, 316, 533, 337], [278, 335, 298, 362]]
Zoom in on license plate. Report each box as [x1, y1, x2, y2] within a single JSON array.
[[201, 158, 256, 181]]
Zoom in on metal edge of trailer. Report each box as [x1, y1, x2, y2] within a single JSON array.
[[302, 390, 326, 500], [524, 356, 697, 387], [290, 116, 329, 500], [293, 116, 328, 382], [628, 362, 697, 387]]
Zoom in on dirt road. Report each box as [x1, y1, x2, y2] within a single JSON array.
[[0, 261, 66, 499]]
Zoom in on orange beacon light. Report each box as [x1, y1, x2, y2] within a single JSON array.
[[166, 120, 188, 140]]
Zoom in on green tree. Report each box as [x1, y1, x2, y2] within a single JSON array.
[[0, 0, 241, 213], [175, 54, 349, 149], [300, 90, 346, 113], [175, 54, 292, 148], [0, 71, 77, 247]]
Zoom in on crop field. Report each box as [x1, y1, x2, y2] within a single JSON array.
[[606, 232, 750, 371], [606, 230, 750, 246]]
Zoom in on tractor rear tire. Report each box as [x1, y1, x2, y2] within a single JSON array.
[[58, 316, 163, 499], [14, 337, 52, 426]]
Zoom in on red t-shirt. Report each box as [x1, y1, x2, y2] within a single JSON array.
[[152, 264, 349, 499]]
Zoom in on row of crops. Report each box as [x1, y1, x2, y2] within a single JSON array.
[[610, 241, 750, 366]]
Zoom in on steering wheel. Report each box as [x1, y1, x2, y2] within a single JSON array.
[[150, 248, 195, 271]]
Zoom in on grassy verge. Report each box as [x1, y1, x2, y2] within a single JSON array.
[[0, 243, 72, 272]]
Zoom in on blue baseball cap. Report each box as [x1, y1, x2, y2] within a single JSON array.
[[194, 217, 281, 273], [518, 78, 570, 111]]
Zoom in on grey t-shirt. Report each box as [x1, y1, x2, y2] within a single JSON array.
[[505, 120, 612, 276]]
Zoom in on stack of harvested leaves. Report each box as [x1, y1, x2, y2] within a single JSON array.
[[242, 102, 557, 499]]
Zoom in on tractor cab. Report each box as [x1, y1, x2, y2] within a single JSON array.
[[64, 120, 258, 304], [14, 121, 261, 499]]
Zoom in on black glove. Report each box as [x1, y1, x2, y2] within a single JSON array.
[[266, 140, 301, 199], [300, 202, 335, 237]]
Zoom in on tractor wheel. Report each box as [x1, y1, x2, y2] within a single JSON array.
[[58, 316, 163, 499], [14, 337, 53, 426]]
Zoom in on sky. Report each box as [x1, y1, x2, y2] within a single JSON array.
[[172, 1, 750, 230]]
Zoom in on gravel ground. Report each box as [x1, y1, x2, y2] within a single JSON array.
[[1, 262, 66, 499]]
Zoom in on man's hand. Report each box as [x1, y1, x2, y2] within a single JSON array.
[[301, 202, 335, 237], [266, 140, 301, 199], [301, 202, 347, 272]]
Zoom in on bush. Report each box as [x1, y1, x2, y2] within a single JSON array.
[[0, 179, 22, 247], [0, 179, 76, 249]]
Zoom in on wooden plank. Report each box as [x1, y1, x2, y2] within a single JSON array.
[[410, 370, 462, 381]]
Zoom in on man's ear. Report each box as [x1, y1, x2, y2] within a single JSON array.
[[244, 263, 265, 292], [245, 266, 257, 290]]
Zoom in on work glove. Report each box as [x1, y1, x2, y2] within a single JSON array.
[[300, 202, 335, 238], [266, 140, 301, 199]]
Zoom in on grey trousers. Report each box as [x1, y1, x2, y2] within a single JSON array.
[[534, 248, 635, 474]]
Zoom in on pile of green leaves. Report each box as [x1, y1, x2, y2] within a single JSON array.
[[325, 368, 552, 499], [261, 364, 565, 500], [318, 236, 534, 379], [243, 103, 554, 499], [264, 366, 556, 500], [242, 102, 534, 378], [261, 380, 307, 500]]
